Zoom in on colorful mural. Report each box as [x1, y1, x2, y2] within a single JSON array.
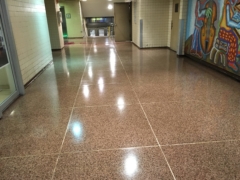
[[185, 0, 240, 75]]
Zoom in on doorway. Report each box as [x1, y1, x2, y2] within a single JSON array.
[[114, 3, 132, 42], [170, 0, 180, 51], [0, 1, 24, 118], [60, 7, 68, 38]]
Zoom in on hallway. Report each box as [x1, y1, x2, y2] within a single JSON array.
[[0, 37, 240, 179]]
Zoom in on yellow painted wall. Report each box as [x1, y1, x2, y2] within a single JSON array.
[[60, 1, 84, 38]]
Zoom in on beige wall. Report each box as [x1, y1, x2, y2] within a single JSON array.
[[45, 0, 64, 50], [6, 0, 53, 84], [60, 1, 84, 38], [132, 0, 188, 54], [132, 0, 140, 47], [132, 0, 172, 48]]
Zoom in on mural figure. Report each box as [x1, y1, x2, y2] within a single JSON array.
[[190, 0, 217, 58], [210, 0, 240, 71]]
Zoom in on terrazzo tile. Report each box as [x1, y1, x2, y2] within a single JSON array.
[[0, 155, 57, 180], [75, 84, 138, 107], [4, 85, 79, 113], [162, 141, 240, 180], [44, 63, 86, 74], [142, 101, 240, 145], [54, 148, 173, 180], [2, 37, 240, 180], [81, 69, 130, 85], [32, 71, 83, 87], [86, 61, 124, 72], [61, 105, 157, 152], [0, 108, 71, 157]]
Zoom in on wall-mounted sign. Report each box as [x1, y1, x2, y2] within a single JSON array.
[[66, 13, 71, 19]]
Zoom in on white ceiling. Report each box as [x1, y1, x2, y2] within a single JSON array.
[[59, 0, 130, 2], [81, 0, 130, 1]]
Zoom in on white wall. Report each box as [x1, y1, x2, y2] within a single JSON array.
[[132, 0, 172, 48], [132, 0, 140, 47], [45, 0, 64, 50], [81, 1, 115, 17], [132, 0, 188, 54], [6, 0, 53, 84], [60, 1, 84, 38]]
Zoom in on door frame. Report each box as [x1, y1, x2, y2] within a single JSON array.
[[170, 0, 180, 52], [114, 2, 132, 42], [60, 6, 68, 38], [0, 0, 25, 117]]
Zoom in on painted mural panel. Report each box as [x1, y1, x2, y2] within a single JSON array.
[[185, 0, 240, 75]]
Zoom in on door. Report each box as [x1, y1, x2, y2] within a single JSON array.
[[60, 7, 68, 38], [114, 3, 131, 42], [0, 1, 24, 118], [170, 0, 180, 51]]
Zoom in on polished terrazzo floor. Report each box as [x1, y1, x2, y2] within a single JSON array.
[[1, 37, 240, 179]]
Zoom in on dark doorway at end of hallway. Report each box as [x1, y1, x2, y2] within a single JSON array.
[[114, 2, 132, 42], [60, 6, 68, 38]]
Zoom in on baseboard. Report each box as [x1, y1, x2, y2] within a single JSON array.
[[65, 37, 84, 39], [186, 54, 240, 82], [131, 42, 169, 50], [24, 61, 53, 89], [52, 48, 63, 51]]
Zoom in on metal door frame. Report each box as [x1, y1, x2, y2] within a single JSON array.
[[114, 2, 132, 42], [0, 0, 25, 118]]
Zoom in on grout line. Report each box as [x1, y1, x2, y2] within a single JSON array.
[[0, 153, 60, 160], [140, 99, 206, 105], [78, 82, 132, 89], [73, 103, 140, 109], [2, 138, 240, 161], [113, 40, 177, 180], [60, 145, 159, 155], [50, 42, 93, 180], [2, 139, 240, 161], [160, 139, 240, 147]]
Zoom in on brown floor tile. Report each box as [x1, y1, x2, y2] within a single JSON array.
[[0, 108, 71, 157], [75, 84, 138, 107], [133, 76, 210, 103], [54, 148, 173, 180], [45, 61, 86, 74], [86, 61, 124, 72], [0, 155, 57, 180], [33, 71, 83, 87], [4, 85, 78, 113], [162, 141, 240, 180], [143, 101, 240, 145], [81, 69, 130, 85], [62, 105, 157, 152], [2, 38, 240, 179]]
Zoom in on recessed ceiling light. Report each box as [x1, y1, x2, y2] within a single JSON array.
[[108, 4, 113, 10]]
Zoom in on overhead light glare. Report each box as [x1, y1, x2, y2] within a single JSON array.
[[108, 4, 113, 10]]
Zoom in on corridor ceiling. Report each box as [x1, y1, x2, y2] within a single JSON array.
[[59, 0, 131, 2]]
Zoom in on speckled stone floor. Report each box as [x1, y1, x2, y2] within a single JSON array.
[[1, 37, 240, 180]]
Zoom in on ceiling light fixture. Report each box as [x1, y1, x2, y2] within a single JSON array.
[[108, 4, 113, 10]]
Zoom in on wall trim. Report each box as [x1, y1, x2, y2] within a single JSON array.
[[24, 61, 53, 88], [186, 55, 240, 81]]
